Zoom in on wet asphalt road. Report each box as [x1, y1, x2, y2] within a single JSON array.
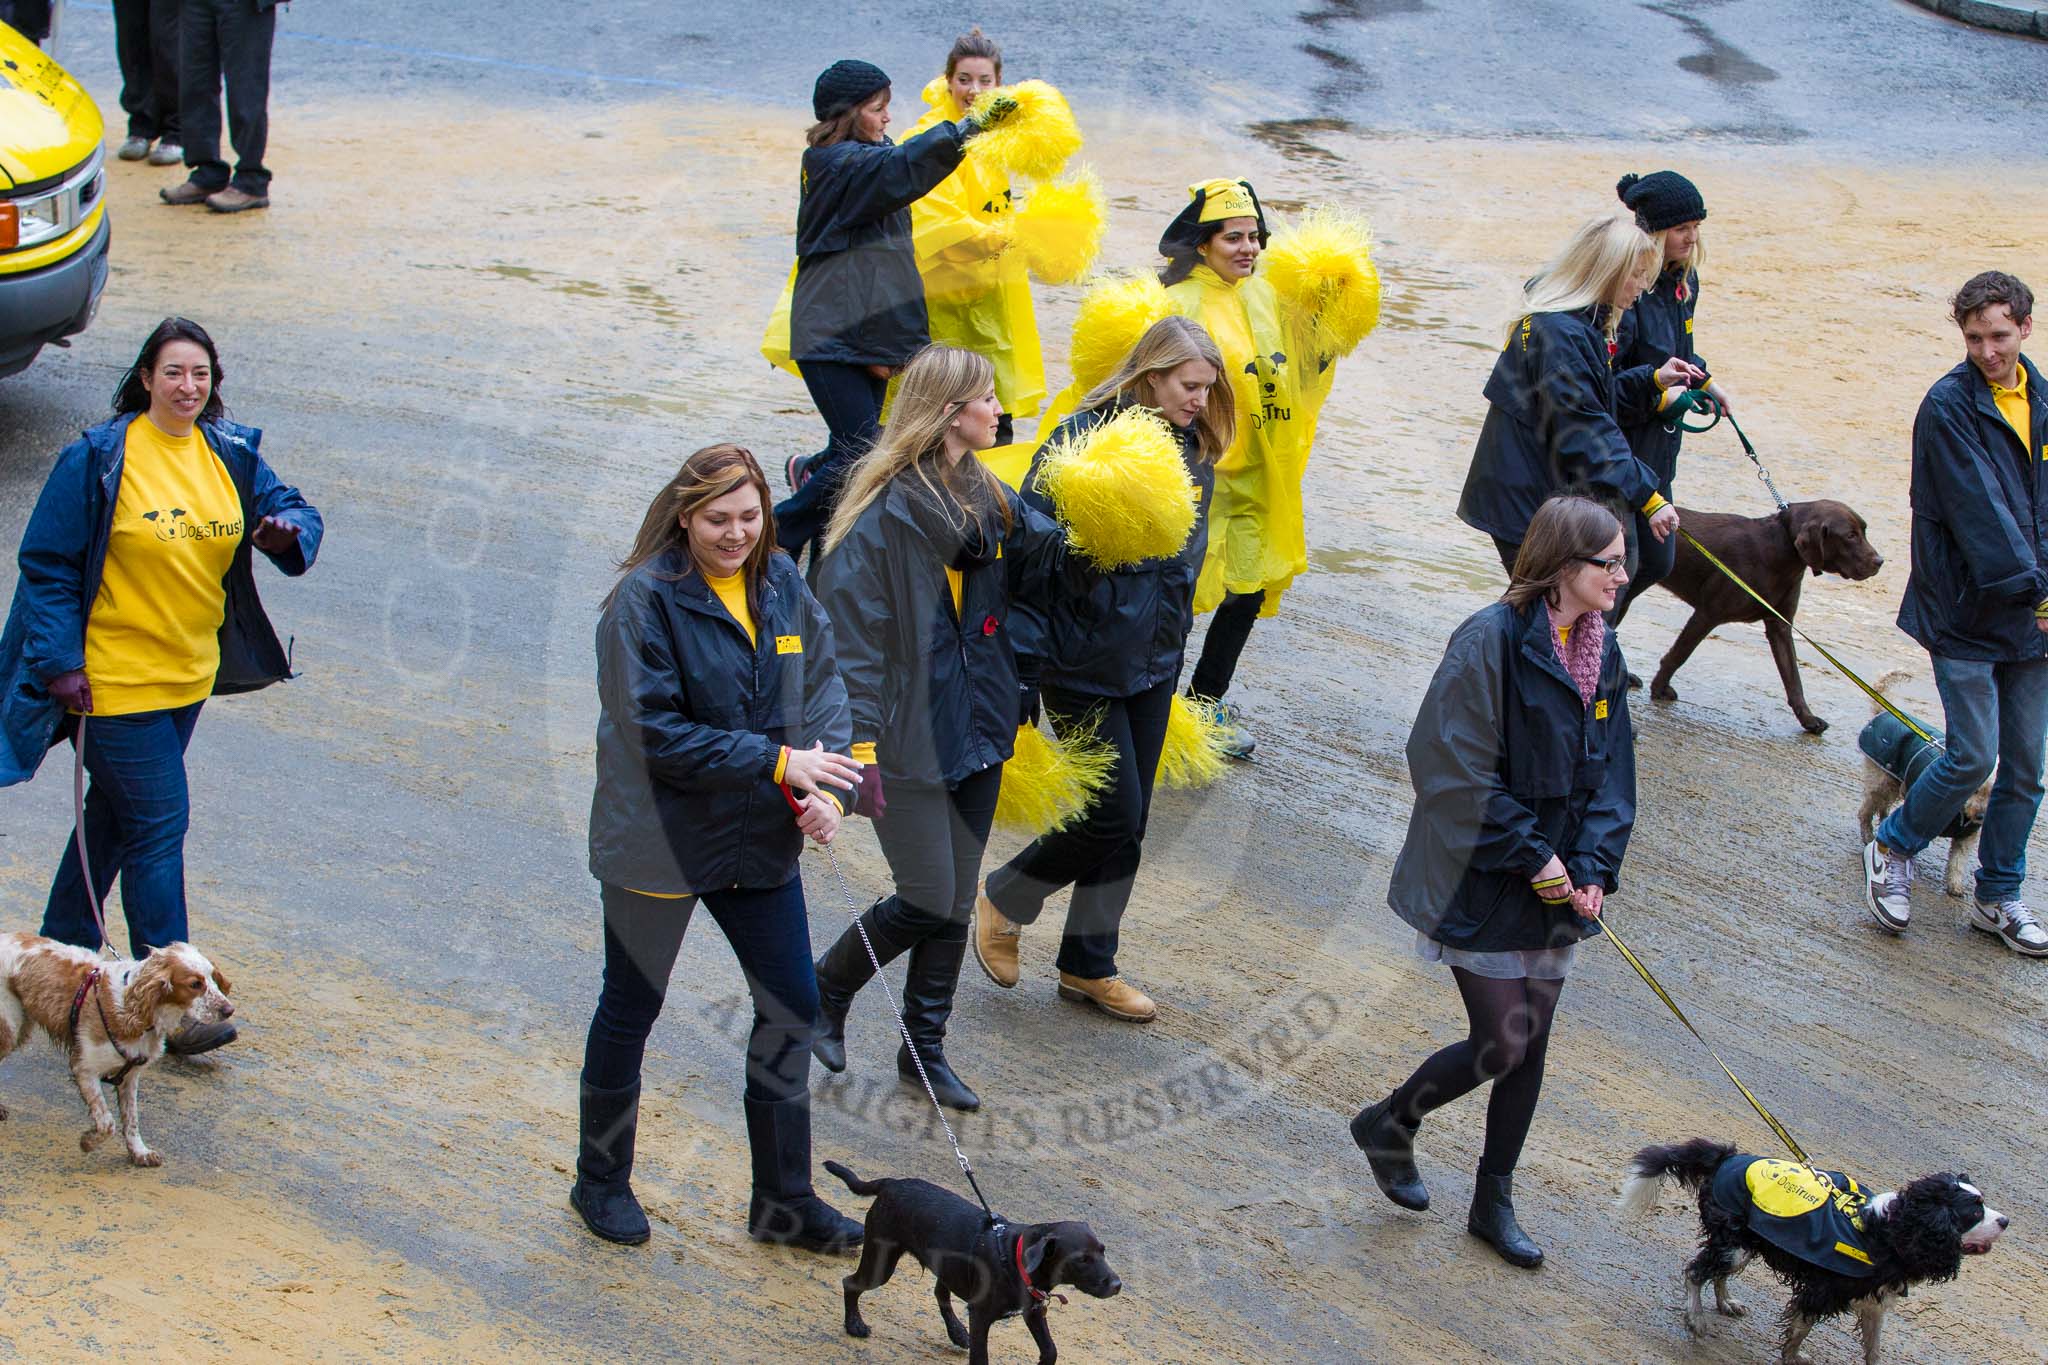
[[3, 3, 2048, 1361]]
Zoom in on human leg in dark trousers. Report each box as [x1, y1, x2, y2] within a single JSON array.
[[1188, 589, 1265, 701], [1611, 485, 1676, 629], [984, 680, 1172, 1002], [814, 765, 1002, 1111], [114, 0, 180, 143], [1492, 537, 1521, 576], [775, 361, 887, 559], [576, 881, 859, 1251], [177, 0, 276, 198], [1352, 967, 1563, 1266]]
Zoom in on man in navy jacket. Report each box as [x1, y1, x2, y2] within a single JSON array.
[[1865, 272, 2048, 957]]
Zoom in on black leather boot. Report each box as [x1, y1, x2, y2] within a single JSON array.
[[1349, 1096, 1429, 1211], [570, 1079, 651, 1245], [743, 1095, 864, 1254], [1468, 1168, 1543, 1268], [897, 934, 979, 1112], [812, 897, 920, 1073]]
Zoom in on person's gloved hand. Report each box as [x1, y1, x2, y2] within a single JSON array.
[[1018, 683, 1041, 728], [961, 92, 1018, 138], [1665, 386, 1718, 419], [46, 670, 91, 713], [852, 765, 887, 821]]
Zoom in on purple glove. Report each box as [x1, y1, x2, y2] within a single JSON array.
[[853, 766, 886, 821]]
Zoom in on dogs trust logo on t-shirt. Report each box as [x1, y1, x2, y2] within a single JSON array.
[[141, 507, 243, 543]]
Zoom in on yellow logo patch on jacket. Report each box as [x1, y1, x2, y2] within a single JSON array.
[[776, 635, 802, 655], [1595, 699, 1609, 720]]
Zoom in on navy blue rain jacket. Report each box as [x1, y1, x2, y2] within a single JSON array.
[[1613, 265, 1703, 490], [1896, 355, 2048, 663], [0, 415, 323, 786], [790, 124, 967, 367], [1009, 404, 1215, 698], [588, 549, 851, 896], [1387, 599, 1635, 953], [1458, 307, 1663, 545]]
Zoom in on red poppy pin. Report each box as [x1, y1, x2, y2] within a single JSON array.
[[1606, 339, 1617, 359], [981, 614, 999, 636]]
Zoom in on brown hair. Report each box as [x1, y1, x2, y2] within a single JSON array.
[[608, 444, 778, 612], [1079, 315, 1235, 464], [945, 26, 1002, 78], [1503, 495, 1623, 609], [806, 89, 887, 148], [1952, 271, 2034, 328]]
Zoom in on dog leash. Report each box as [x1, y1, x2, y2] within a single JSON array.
[[1672, 397, 1787, 511], [70, 714, 125, 962], [783, 784, 1001, 1224]]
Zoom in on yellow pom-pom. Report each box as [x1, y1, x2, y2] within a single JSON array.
[[1014, 168, 1105, 286], [965, 80, 1082, 183], [1263, 206, 1383, 358], [1034, 409, 1198, 570], [995, 721, 1116, 836], [1157, 693, 1230, 789], [1067, 272, 1175, 395]]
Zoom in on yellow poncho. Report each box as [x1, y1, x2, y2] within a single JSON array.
[[902, 78, 1046, 419]]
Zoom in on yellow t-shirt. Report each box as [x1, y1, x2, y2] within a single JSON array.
[[83, 418, 243, 715], [1991, 366, 2032, 456], [945, 565, 963, 617], [705, 570, 756, 646]]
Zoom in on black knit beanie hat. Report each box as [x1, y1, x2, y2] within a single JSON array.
[[1616, 171, 1706, 233], [813, 59, 890, 121]]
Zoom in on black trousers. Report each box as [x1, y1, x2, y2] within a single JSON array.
[[871, 764, 1004, 943], [985, 678, 1174, 978], [179, 0, 275, 193], [777, 361, 887, 563], [1611, 478, 1677, 628], [1187, 589, 1264, 700], [115, 0, 183, 141]]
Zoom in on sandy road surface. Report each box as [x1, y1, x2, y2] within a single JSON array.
[[0, 76, 2044, 1365]]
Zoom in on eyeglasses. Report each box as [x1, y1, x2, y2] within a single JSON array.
[[1579, 555, 1628, 575]]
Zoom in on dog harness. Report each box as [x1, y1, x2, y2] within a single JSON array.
[[1859, 711, 1983, 839], [69, 966, 147, 1086], [1709, 1156, 1875, 1278]]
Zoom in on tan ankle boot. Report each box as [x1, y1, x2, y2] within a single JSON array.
[[1057, 973, 1156, 1022], [973, 893, 1021, 988]]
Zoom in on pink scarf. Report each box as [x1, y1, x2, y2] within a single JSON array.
[[1547, 603, 1606, 707]]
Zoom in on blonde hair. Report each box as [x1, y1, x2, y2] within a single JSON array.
[[1648, 223, 1704, 284], [823, 345, 1014, 554], [1079, 315, 1234, 465], [1510, 209, 1657, 344], [608, 444, 777, 611]]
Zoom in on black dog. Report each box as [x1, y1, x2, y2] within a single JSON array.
[[1621, 1138, 2008, 1363], [826, 1161, 1122, 1364]]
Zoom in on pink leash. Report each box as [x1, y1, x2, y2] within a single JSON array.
[[70, 713, 123, 961]]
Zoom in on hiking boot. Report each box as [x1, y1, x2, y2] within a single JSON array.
[[1862, 840, 1913, 932], [1056, 972, 1157, 1022], [117, 135, 151, 161], [973, 892, 1021, 988], [147, 140, 184, 167], [160, 178, 217, 205], [205, 186, 269, 214], [1468, 1169, 1543, 1268], [165, 1018, 238, 1055], [1971, 897, 2048, 957], [1349, 1096, 1429, 1211], [1202, 697, 1256, 760]]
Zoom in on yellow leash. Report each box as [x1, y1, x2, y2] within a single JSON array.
[[1600, 914, 1811, 1166], [1676, 528, 1939, 747]]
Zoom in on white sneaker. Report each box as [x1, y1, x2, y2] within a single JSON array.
[[1863, 840, 1913, 932], [1971, 898, 2048, 958]]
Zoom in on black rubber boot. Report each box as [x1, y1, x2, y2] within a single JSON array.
[[812, 897, 920, 1073], [1468, 1169, 1543, 1268], [897, 934, 979, 1112], [1349, 1096, 1429, 1211], [570, 1080, 651, 1245], [743, 1095, 864, 1254]]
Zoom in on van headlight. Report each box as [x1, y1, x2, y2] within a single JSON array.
[[0, 148, 105, 252]]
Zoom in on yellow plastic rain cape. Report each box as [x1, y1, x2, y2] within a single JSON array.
[[1170, 265, 1329, 615]]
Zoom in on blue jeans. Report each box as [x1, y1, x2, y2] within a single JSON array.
[[1877, 654, 2048, 902], [582, 880, 818, 1103], [42, 702, 204, 954]]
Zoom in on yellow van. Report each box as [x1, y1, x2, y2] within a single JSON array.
[[0, 20, 109, 378]]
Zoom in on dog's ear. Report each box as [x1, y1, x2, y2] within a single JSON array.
[[1021, 1228, 1055, 1278], [1794, 514, 1828, 576], [129, 961, 176, 1018], [212, 966, 232, 996], [1890, 1175, 1966, 1281]]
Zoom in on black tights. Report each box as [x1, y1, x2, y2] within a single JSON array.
[[1387, 968, 1564, 1176]]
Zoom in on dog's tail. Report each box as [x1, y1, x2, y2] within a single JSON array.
[[1618, 1138, 1738, 1217], [1870, 668, 1914, 714], [823, 1160, 882, 1197]]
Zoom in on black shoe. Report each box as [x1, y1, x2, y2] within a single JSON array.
[[743, 1095, 863, 1254], [811, 897, 920, 1074], [165, 1018, 238, 1056], [1467, 1169, 1543, 1268], [1349, 1097, 1429, 1211], [897, 935, 979, 1111], [572, 1080, 650, 1244]]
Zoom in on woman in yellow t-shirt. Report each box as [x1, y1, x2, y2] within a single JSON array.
[[0, 318, 323, 1055]]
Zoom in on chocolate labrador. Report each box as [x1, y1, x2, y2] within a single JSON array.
[[1649, 500, 1884, 734], [826, 1160, 1122, 1365]]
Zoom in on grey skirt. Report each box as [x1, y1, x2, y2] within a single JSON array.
[[1415, 931, 1576, 980]]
